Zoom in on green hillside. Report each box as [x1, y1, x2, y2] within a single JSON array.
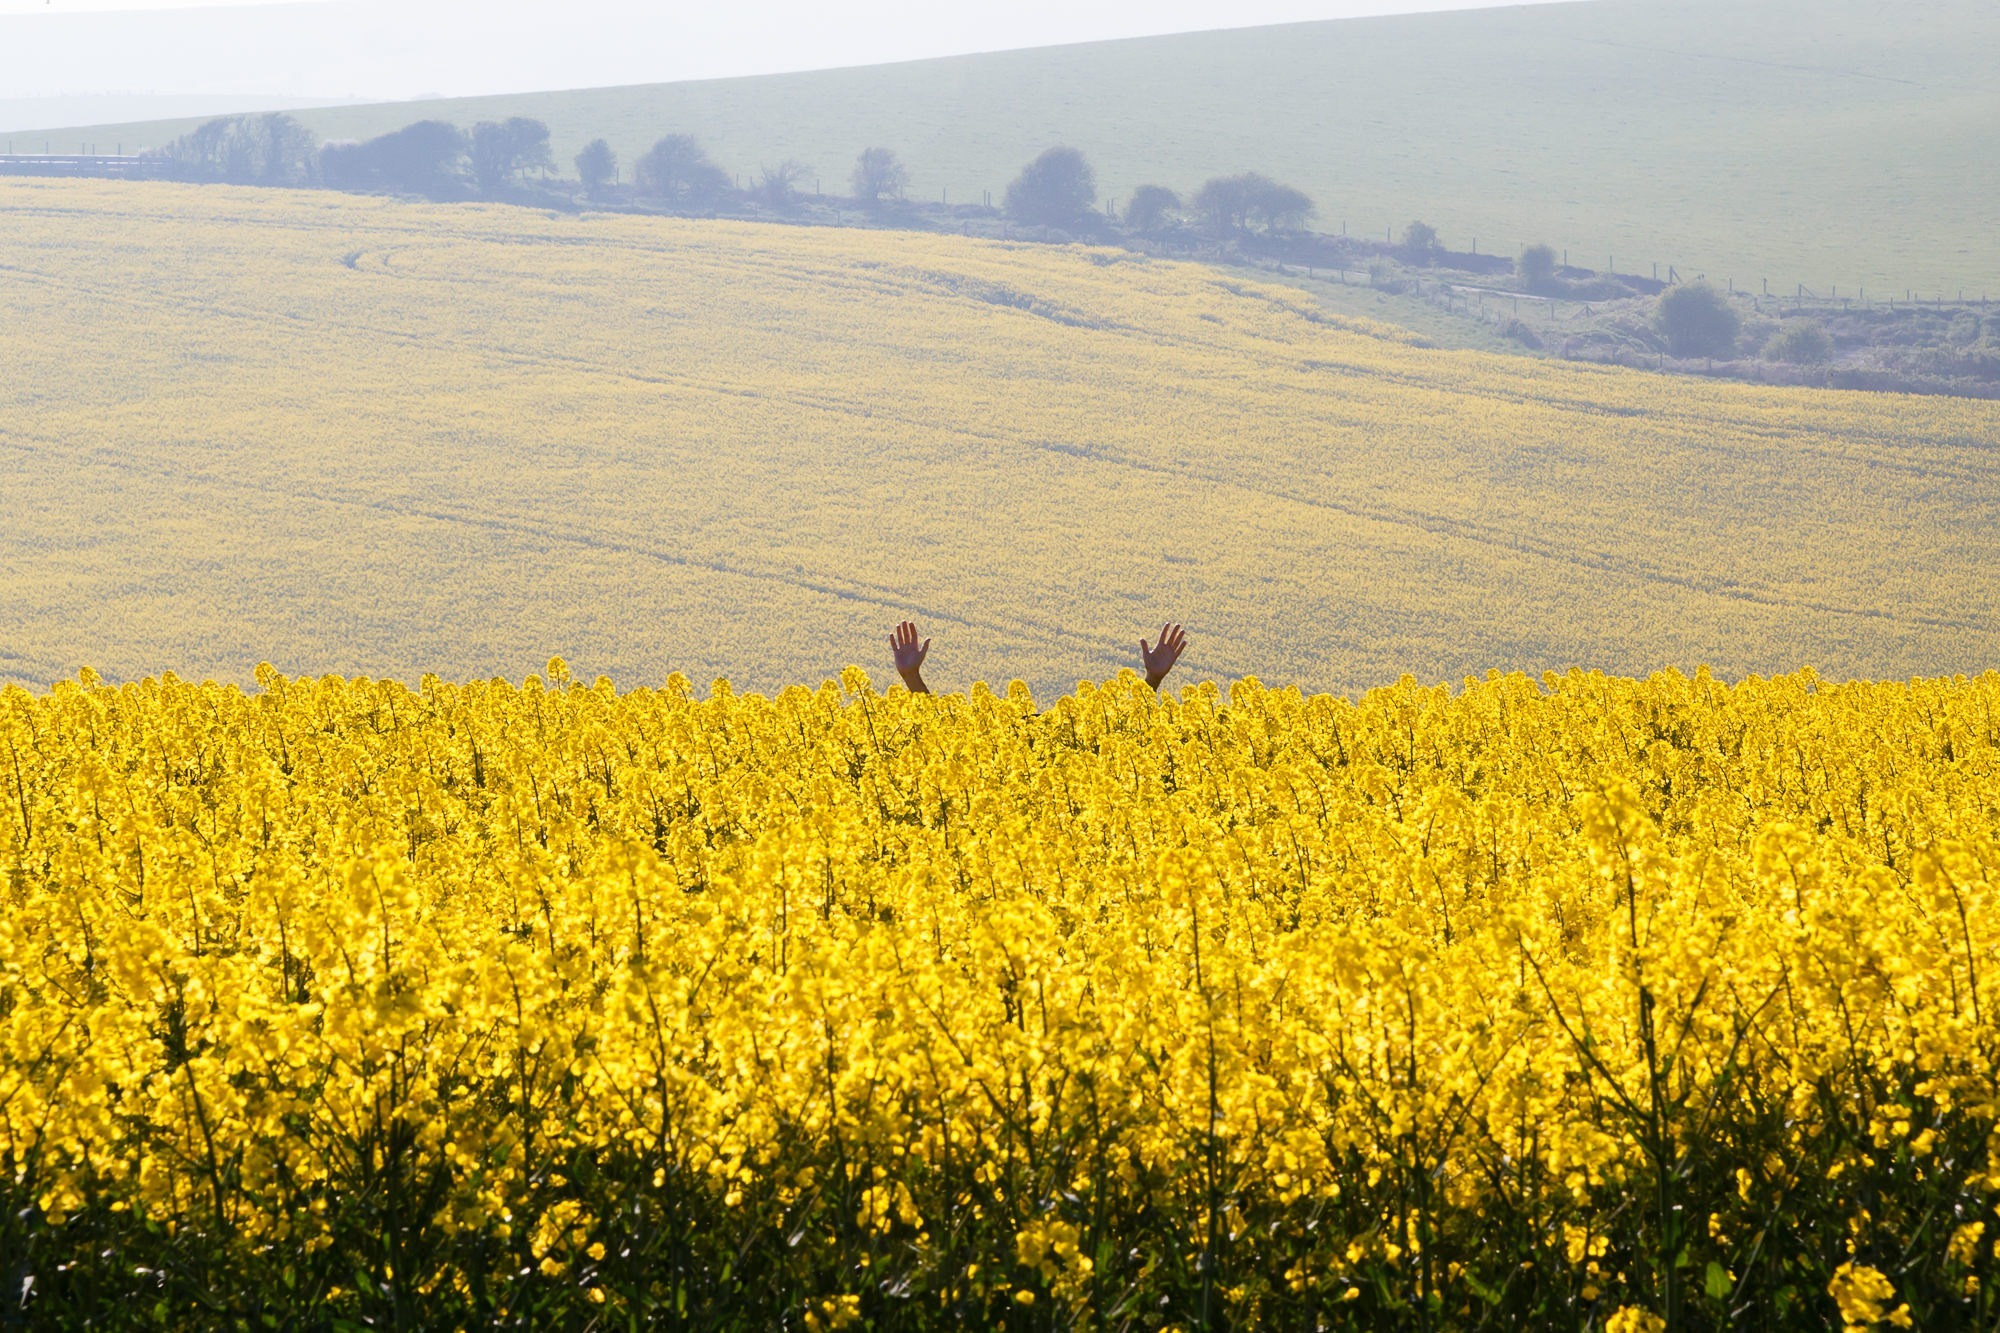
[[8, 0, 1996, 303]]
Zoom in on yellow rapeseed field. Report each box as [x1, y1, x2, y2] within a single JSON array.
[[3, 179, 1999, 698], [3, 662, 1997, 1326]]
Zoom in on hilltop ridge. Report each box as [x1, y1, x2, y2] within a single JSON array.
[[7, 0, 1998, 297]]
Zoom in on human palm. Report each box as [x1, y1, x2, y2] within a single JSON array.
[[890, 620, 931, 693], [1141, 623, 1188, 689]]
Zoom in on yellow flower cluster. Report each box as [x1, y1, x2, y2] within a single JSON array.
[[3, 661, 1997, 1326]]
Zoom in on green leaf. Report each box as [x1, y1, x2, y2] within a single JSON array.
[[1464, 1273, 1505, 1305], [1704, 1261, 1731, 1300]]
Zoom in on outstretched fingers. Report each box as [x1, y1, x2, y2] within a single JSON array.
[[1141, 622, 1189, 689], [891, 620, 930, 674]]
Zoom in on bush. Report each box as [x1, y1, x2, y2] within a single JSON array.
[[1403, 221, 1440, 264], [574, 139, 616, 193], [1654, 282, 1742, 358], [1763, 319, 1834, 364], [1366, 258, 1408, 294], [1517, 243, 1559, 294], [634, 134, 731, 209], [1003, 146, 1096, 228], [1123, 184, 1181, 232]]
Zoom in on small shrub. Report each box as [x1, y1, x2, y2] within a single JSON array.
[[574, 139, 616, 194], [1655, 282, 1742, 358], [1517, 243, 1559, 294], [1403, 221, 1440, 264], [1123, 184, 1181, 232], [1367, 259, 1408, 294], [1763, 319, 1834, 364]]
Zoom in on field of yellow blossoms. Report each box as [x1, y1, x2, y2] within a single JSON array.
[[4, 662, 1998, 1329], [6, 180, 2000, 699]]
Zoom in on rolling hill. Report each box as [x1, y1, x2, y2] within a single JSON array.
[[6, 0, 1997, 297], [2, 179, 1997, 698]]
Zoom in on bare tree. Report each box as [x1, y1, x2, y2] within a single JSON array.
[[756, 159, 811, 210], [850, 146, 909, 205]]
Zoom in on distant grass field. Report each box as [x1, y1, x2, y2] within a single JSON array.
[[8, 0, 1996, 297], [3, 179, 1998, 698]]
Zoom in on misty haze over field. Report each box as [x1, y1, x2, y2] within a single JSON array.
[[0, 0, 1566, 126]]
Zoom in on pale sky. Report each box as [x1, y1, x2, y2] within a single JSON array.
[[0, 0, 1575, 103]]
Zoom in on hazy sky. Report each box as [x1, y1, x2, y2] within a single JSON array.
[[0, 0, 1575, 102]]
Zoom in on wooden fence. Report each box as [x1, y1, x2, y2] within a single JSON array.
[[0, 154, 175, 180]]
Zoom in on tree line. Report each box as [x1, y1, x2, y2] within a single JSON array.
[[147, 112, 1978, 386], [158, 111, 1754, 355], [155, 113, 1322, 239]]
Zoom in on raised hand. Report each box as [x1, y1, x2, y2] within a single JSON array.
[[890, 620, 932, 694], [1141, 623, 1188, 691]]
